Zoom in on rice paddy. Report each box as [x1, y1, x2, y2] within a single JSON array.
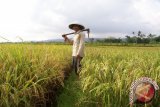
[[0, 44, 160, 107]]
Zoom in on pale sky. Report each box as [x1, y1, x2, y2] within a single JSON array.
[[0, 0, 160, 42]]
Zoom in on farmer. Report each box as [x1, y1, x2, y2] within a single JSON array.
[[62, 23, 85, 75]]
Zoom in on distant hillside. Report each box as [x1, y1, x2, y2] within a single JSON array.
[[35, 38, 106, 43]]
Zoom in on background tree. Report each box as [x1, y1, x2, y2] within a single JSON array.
[[147, 33, 156, 43]]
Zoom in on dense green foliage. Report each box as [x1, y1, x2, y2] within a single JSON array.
[[95, 31, 160, 44]]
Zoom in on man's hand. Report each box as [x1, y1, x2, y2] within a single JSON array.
[[62, 34, 67, 39], [62, 34, 73, 44], [77, 54, 81, 59], [62, 34, 66, 38], [62, 35, 68, 41]]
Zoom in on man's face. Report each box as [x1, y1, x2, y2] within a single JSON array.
[[72, 25, 80, 32]]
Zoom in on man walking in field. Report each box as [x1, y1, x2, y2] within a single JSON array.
[[62, 23, 86, 76]]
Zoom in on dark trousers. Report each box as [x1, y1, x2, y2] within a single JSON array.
[[72, 56, 83, 75]]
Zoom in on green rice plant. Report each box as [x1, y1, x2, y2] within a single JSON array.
[[0, 44, 72, 107], [79, 46, 160, 107]]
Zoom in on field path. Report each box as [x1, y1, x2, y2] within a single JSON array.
[[57, 72, 84, 107]]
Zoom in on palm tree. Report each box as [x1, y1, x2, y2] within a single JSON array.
[[138, 31, 141, 37], [132, 31, 137, 43], [147, 33, 156, 43]]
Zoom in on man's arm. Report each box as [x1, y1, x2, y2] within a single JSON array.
[[62, 35, 73, 45]]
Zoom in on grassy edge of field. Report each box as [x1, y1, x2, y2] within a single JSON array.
[[57, 71, 85, 107]]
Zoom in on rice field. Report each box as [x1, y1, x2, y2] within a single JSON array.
[[58, 46, 160, 107], [1, 44, 160, 107], [0, 44, 71, 107], [78, 46, 160, 107]]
